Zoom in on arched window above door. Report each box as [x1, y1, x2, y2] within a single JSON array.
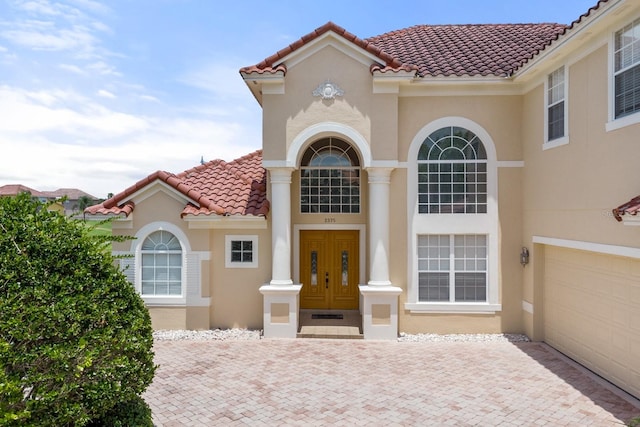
[[300, 138, 360, 213]]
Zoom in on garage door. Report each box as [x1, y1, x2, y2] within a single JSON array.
[[543, 245, 640, 398]]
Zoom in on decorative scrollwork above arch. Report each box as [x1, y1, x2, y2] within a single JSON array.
[[312, 80, 344, 100]]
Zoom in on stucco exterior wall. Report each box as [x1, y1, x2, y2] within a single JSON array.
[[209, 227, 271, 329], [521, 42, 640, 339]]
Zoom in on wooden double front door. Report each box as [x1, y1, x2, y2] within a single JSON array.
[[299, 230, 359, 310]]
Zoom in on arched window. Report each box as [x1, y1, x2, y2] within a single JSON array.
[[300, 138, 360, 213], [141, 230, 182, 295], [418, 127, 487, 214]]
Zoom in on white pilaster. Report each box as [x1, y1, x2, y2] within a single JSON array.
[[260, 167, 301, 338], [268, 167, 294, 286], [367, 167, 393, 286], [359, 167, 401, 340]]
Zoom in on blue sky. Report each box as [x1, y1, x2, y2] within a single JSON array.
[[0, 0, 597, 199]]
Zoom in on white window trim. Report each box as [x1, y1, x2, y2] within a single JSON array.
[[544, 65, 569, 148], [606, 18, 640, 132], [405, 117, 501, 314], [225, 235, 258, 268], [132, 222, 191, 305]]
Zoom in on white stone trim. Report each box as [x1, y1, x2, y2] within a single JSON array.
[[497, 161, 524, 168], [404, 303, 502, 314], [225, 235, 259, 269], [532, 236, 640, 259], [287, 122, 372, 168]]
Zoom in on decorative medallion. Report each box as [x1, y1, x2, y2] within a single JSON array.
[[312, 80, 344, 100]]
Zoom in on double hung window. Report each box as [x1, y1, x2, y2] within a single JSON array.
[[417, 235, 487, 303], [547, 66, 566, 141], [614, 18, 640, 119]]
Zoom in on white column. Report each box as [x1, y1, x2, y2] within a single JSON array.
[[367, 167, 393, 286], [268, 167, 294, 286]]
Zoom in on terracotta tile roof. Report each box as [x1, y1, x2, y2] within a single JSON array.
[[613, 195, 640, 222], [41, 188, 97, 200], [366, 23, 567, 77], [240, 20, 569, 78], [0, 184, 47, 198], [239, 21, 415, 76], [84, 150, 268, 219]]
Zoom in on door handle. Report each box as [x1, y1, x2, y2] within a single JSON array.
[[325, 272, 329, 289]]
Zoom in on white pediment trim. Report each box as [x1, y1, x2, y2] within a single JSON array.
[[276, 31, 386, 71]]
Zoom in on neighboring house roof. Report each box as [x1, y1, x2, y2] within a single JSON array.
[[41, 188, 97, 200], [240, 1, 612, 79], [613, 195, 640, 222], [0, 184, 47, 198], [84, 150, 268, 219]]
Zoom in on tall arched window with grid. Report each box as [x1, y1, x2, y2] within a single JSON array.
[[417, 126, 487, 214]]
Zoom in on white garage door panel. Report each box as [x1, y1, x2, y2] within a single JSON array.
[[544, 246, 640, 399]]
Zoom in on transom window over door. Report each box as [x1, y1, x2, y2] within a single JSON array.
[[418, 126, 487, 214], [141, 230, 182, 296], [300, 138, 360, 213]]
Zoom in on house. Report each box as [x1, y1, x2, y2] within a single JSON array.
[[40, 188, 99, 216], [1, 184, 98, 215], [85, 0, 640, 399]]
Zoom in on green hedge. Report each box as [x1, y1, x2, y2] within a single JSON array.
[[0, 193, 156, 426]]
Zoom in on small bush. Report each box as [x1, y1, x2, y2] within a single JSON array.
[[0, 194, 156, 426], [87, 395, 153, 427]]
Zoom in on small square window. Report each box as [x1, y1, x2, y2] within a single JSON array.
[[225, 235, 258, 268]]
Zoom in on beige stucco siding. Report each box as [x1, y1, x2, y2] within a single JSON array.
[[209, 227, 271, 329], [522, 45, 640, 248], [397, 95, 523, 162], [263, 45, 379, 162], [522, 43, 640, 340]]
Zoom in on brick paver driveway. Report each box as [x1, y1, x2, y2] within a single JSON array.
[[144, 338, 640, 426]]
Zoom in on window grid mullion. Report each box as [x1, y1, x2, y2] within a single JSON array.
[[449, 235, 455, 303]]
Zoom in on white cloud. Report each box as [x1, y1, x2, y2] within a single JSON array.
[[0, 84, 261, 198], [87, 60, 120, 76], [97, 89, 115, 98], [0, 86, 147, 136], [179, 62, 250, 100], [59, 63, 85, 74]]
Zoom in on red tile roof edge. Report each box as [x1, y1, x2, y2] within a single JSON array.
[[84, 169, 225, 217], [239, 21, 406, 75], [515, 0, 610, 73], [613, 195, 640, 222]]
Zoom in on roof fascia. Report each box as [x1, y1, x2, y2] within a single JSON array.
[[275, 31, 387, 71], [515, 0, 627, 80], [398, 76, 521, 97], [185, 215, 268, 229], [127, 180, 197, 208]]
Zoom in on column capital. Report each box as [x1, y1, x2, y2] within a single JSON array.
[[267, 167, 295, 184], [366, 167, 394, 184]]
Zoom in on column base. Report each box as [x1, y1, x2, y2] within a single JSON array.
[[359, 285, 402, 340], [259, 283, 302, 338]]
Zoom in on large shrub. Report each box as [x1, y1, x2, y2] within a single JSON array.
[[0, 193, 156, 426]]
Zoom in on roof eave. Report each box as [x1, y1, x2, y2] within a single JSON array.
[[514, 0, 622, 80]]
